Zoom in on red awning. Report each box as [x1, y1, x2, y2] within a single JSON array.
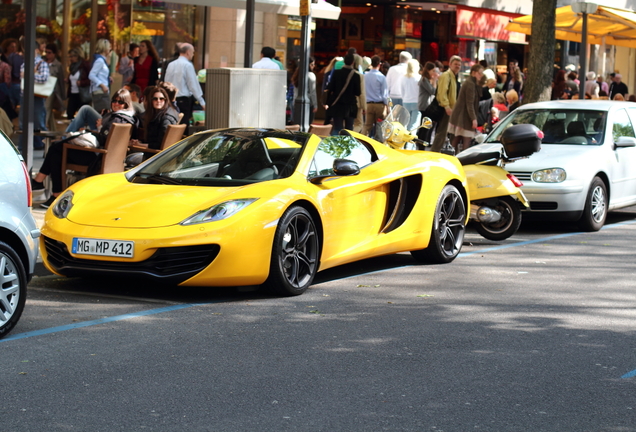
[[456, 6, 526, 44]]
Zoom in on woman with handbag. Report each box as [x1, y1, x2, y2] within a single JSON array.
[[66, 48, 91, 119], [89, 39, 112, 113], [417, 62, 440, 143], [324, 53, 361, 135]]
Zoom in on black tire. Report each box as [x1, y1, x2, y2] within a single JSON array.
[[579, 176, 607, 231], [411, 184, 466, 264], [0, 241, 27, 339], [265, 206, 320, 296], [473, 196, 522, 241]]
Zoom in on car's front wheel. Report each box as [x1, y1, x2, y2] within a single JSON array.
[[266, 206, 320, 296], [580, 176, 607, 231], [0, 241, 27, 339], [411, 184, 466, 264]]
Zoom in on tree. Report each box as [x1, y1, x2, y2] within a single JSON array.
[[523, 0, 557, 104]]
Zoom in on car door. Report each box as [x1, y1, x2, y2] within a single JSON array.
[[308, 135, 392, 266], [608, 108, 636, 206]]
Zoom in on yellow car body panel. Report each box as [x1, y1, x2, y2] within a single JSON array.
[[40, 128, 468, 288]]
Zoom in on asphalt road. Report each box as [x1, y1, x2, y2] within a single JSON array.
[[3, 210, 636, 431]]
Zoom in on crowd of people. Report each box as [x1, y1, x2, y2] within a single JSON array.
[[17, 38, 205, 209]]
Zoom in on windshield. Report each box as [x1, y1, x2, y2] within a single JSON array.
[[129, 129, 308, 186], [486, 109, 607, 145], [387, 104, 411, 128]]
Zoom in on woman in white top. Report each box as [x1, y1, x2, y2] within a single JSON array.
[[400, 59, 421, 131]]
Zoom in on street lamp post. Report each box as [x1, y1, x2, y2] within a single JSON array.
[[293, 0, 312, 132], [571, 2, 598, 99]]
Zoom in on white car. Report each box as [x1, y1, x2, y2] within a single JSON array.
[[0, 131, 40, 338], [483, 100, 636, 230]]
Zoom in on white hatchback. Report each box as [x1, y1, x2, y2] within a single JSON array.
[[0, 131, 40, 338], [484, 100, 636, 230]]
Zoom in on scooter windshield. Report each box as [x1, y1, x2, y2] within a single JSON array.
[[387, 104, 411, 129]]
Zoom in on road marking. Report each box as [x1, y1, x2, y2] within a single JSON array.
[[0, 303, 208, 343]]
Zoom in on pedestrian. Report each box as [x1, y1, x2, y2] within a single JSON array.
[[123, 82, 145, 117], [506, 89, 520, 112], [19, 43, 49, 150], [0, 46, 15, 121], [492, 92, 509, 118], [566, 71, 579, 95], [551, 70, 568, 100], [7, 37, 23, 111], [163, 42, 206, 129], [252, 46, 281, 70], [66, 48, 91, 120], [609, 74, 628, 99], [118, 43, 139, 86], [430, 55, 461, 153], [596, 75, 609, 95], [352, 54, 367, 133], [448, 63, 484, 152], [362, 55, 388, 137], [481, 78, 496, 101], [324, 53, 361, 135], [291, 56, 318, 124], [400, 58, 421, 131], [506, 66, 523, 98], [44, 43, 66, 132], [417, 61, 439, 143], [385, 51, 411, 106], [131, 39, 160, 94], [320, 56, 342, 126], [584, 71, 599, 98], [89, 39, 112, 113]]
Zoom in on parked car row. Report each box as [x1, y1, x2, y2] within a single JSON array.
[[5, 99, 636, 339]]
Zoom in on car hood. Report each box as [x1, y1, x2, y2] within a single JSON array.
[[505, 144, 602, 171], [67, 174, 257, 228]]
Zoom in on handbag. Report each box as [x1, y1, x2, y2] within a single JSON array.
[[21, 76, 58, 98], [423, 96, 445, 122], [79, 85, 92, 104]]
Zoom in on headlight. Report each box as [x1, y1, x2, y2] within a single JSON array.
[[532, 168, 566, 183], [181, 199, 258, 225], [52, 190, 74, 219]]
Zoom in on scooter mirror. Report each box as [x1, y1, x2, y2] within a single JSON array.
[[421, 117, 433, 130], [474, 133, 487, 144]]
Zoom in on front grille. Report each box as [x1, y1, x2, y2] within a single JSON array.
[[508, 171, 532, 182], [43, 236, 220, 284], [530, 201, 559, 210]]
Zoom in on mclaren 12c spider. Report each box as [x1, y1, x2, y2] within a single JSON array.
[[41, 128, 469, 296]]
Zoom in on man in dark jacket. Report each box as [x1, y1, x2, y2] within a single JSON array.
[[325, 53, 361, 135], [609, 74, 629, 100]]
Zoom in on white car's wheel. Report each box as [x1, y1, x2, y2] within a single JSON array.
[[580, 177, 607, 232]]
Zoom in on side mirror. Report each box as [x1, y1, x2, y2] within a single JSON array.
[[615, 136, 636, 148], [421, 117, 433, 130], [309, 159, 360, 184]]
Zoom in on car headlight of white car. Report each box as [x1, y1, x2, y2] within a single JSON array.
[[532, 168, 566, 183]]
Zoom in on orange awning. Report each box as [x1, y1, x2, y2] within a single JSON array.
[[506, 4, 636, 48]]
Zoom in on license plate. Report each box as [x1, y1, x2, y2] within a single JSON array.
[[72, 238, 134, 258]]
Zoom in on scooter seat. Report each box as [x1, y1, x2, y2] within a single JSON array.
[[457, 149, 501, 165]]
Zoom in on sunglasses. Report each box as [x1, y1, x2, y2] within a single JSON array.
[[111, 99, 124, 104], [152, 97, 166, 101]]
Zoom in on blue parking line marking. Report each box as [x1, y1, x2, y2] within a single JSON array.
[[621, 370, 636, 379], [0, 303, 206, 343]]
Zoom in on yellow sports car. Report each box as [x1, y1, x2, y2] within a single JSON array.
[[41, 128, 468, 296]]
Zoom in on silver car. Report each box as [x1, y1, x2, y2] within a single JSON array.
[[484, 100, 636, 230], [0, 131, 40, 338]]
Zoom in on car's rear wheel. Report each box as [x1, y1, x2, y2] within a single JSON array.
[[411, 184, 466, 264], [0, 241, 27, 339], [579, 177, 607, 232], [266, 206, 319, 296]]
